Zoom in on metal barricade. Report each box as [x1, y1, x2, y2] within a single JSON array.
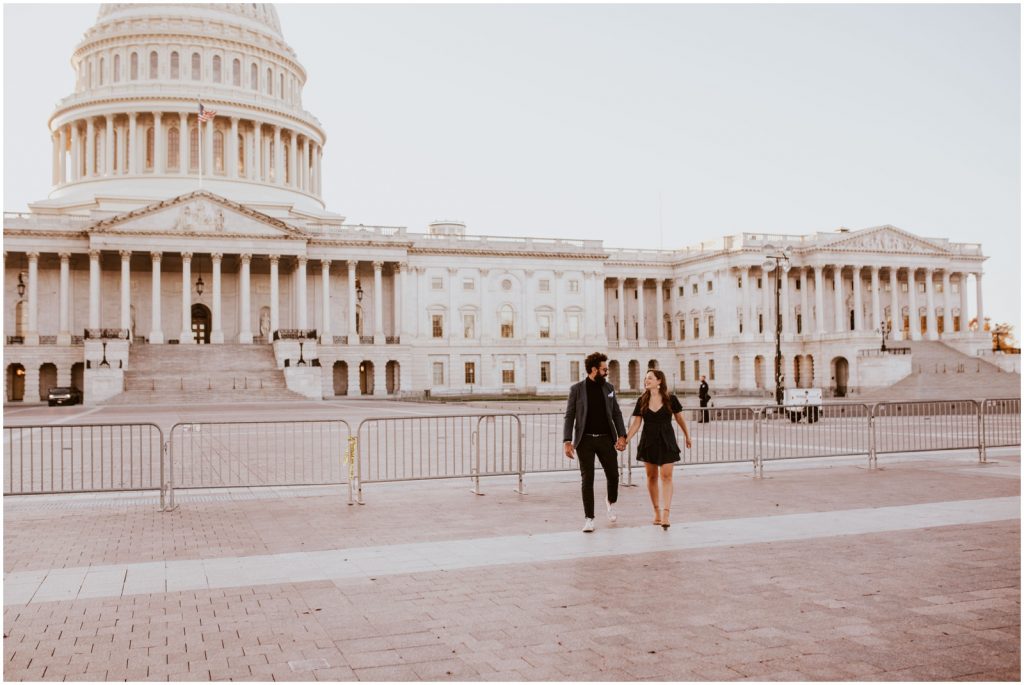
[[167, 419, 353, 507], [355, 414, 521, 501], [758, 403, 872, 473], [3, 423, 166, 508], [517, 410, 634, 485], [980, 398, 1021, 462], [677, 405, 761, 468], [871, 400, 982, 464]]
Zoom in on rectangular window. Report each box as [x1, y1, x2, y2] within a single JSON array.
[[679, 320, 685, 340], [680, 360, 686, 381], [795, 279, 801, 290], [502, 362, 515, 384], [570, 360, 581, 380], [936, 282, 944, 293], [796, 313, 803, 334], [917, 283, 926, 293], [709, 359, 716, 381], [901, 282, 909, 293], [568, 280, 580, 293], [884, 282, 891, 292], [462, 278, 475, 290], [432, 314, 444, 338], [708, 315, 715, 337], [665, 320, 672, 341], [693, 360, 700, 380], [464, 362, 476, 385], [664, 288, 670, 300], [706, 280, 713, 292], [538, 314, 551, 338], [952, 283, 960, 294], [539, 279, 550, 292], [757, 277, 763, 289], [678, 286, 685, 297], [432, 362, 445, 386], [463, 313, 475, 339], [692, 283, 698, 295], [540, 361, 551, 383], [693, 319, 700, 339], [759, 314, 764, 334], [739, 317, 744, 334], [568, 314, 580, 338], [431, 277, 443, 290], [737, 276, 743, 288]]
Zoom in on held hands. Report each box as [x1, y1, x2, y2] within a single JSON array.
[[564, 442, 575, 459], [615, 436, 627, 452]]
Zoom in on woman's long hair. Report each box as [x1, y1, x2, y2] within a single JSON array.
[[639, 369, 672, 414]]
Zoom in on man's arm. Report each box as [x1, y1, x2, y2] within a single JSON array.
[[610, 388, 627, 441], [563, 383, 578, 444]]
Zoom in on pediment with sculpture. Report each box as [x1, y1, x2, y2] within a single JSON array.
[[823, 226, 951, 255]]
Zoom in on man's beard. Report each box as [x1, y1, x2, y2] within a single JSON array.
[[594, 373, 607, 386]]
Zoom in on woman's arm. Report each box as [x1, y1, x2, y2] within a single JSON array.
[[625, 415, 642, 442], [674, 411, 692, 449]]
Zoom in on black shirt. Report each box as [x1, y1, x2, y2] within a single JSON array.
[[583, 377, 613, 435]]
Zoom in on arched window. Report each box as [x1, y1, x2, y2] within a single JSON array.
[[237, 133, 245, 175], [167, 127, 180, 170], [191, 52, 201, 80], [189, 125, 199, 171], [279, 73, 284, 99], [213, 130, 224, 173], [99, 57, 105, 85], [266, 67, 272, 94], [130, 52, 138, 80], [170, 51, 179, 79], [145, 127, 154, 170], [232, 58, 241, 86], [212, 55, 221, 83], [149, 50, 158, 79], [113, 54, 121, 82], [500, 305, 515, 338], [250, 63, 258, 90]]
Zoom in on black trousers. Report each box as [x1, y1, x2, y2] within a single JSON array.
[[576, 435, 619, 519], [699, 399, 710, 423]]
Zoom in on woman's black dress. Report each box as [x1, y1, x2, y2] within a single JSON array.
[[632, 394, 684, 465]]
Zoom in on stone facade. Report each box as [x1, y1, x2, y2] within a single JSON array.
[[4, 4, 990, 403]]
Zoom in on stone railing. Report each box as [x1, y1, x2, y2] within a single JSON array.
[[84, 328, 130, 340], [331, 335, 348, 345], [385, 336, 401, 345], [858, 347, 911, 357], [412, 233, 604, 254], [272, 329, 317, 341], [304, 223, 407, 238], [4, 212, 94, 230]]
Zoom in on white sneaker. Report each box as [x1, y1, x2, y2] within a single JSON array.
[[606, 501, 617, 523], [582, 518, 595, 533]]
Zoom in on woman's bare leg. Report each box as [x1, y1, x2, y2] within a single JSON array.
[[659, 463, 675, 526], [645, 463, 661, 523]]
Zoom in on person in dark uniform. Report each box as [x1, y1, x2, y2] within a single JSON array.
[[698, 375, 711, 423], [625, 369, 691, 529], [563, 352, 627, 533]]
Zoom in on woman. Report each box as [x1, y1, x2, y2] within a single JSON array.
[[624, 369, 692, 529]]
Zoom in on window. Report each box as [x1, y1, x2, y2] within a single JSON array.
[[145, 127, 154, 169], [431, 277, 443, 290], [707, 280, 713, 292], [634, 289, 638, 299], [212, 55, 221, 83], [432, 314, 444, 338], [266, 67, 273, 94], [250, 63, 258, 89], [502, 279, 512, 291], [952, 283, 960, 294], [693, 360, 700, 380], [167, 128, 180, 169], [113, 54, 121, 82], [279, 73, 284, 98], [570, 360, 581, 379], [665, 320, 672, 341], [462, 278, 474, 290], [170, 52, 179, 79], [538, 315, 551, 338], [737, 276, 743, 288], [901, 282, 909, 293], [130, 52, 138, 80], [463, 313, 475, 338], [679, 319, 685, 340], [99, 57, 105, 85], [189, 125, 199, 171], [500, 305, 514, 338], [464, 362, 476, 385], [568, 314, 580, 338], [432, 362, 444, 386], [680, 361, 686, 381], [709, 359, 716, 381], [758, 314, 764, 334], [213, 130, 224, 173], [540, 361, 551, 383], [501, 362, 515, 384], [568, 280, 580, 293], [539, 279, 550, 292], [796, 313, 802, 334], [918, 283, 926, 293], [757, 277, 763, 289], [678, 285, 685, 297], [936, 282, 944, 294], [692, 283, 698, 295], [708, 315, 715, 337], [191, 52, 201, 80], [149, 51, 158, 79], [795, 279, 801, 291], [693, 319, 700, 338], [232, 58, 241, 86], [664, 288, 670, 300]]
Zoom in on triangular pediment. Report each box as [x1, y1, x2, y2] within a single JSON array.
[[86, 191, 307, 239], [822, 225, 951, 255]]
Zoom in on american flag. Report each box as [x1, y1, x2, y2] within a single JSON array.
[[198, 102, 217, 123]]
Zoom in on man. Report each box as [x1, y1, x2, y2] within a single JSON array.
[[698, 375, 711, 423], [563, 352, 627, 533]]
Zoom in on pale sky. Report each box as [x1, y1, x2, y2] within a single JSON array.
[[4, 2, 1021, 334]]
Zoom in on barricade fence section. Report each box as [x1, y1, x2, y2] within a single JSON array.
[[3, 423, 165, 506], [168, 420, 353, 506], [676, 406, 761, 466], [871, 400, 981, 461], [982, 398, 1021, 453], [760, 403, 871, 466]]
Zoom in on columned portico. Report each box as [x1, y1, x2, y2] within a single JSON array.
[[654, 278, 664, 346], [636, 278, 647, 345], [296, 256, 308, 330], [940, 270, 952, 336], [616, 278, 625, 342], [959, 273, 970, 335], [779, 266, 790, 336], [974, 272, 984, 330]]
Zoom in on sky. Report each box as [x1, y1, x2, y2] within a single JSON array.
[[3, 2, 1021, 334]]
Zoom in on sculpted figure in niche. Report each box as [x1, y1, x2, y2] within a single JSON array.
[[259, 307, 271, 338], [214, 209, 225, 231]]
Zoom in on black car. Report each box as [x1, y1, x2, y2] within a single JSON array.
[[47, 386, 83, 406]]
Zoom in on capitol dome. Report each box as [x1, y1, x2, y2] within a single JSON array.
[[44, 2, 329, 215]]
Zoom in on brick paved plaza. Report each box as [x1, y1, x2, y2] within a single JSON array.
[[3, 400, 1021, 681]]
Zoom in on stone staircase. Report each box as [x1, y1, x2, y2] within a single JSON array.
[[858, 340, 1021, 402], [103, 343, 309, 404]]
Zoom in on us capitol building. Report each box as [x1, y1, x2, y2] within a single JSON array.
[[4, 3, 991, 404]]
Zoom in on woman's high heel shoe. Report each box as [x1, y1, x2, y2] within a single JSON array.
[[661, 508, 670, 530], [652, 512, 661, 526]]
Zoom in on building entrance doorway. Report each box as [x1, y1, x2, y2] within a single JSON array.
[[7, 364, 25, 402], [191, 304, 211, 344], [832, 356, 849, 398], [359, 361, 374, 395]]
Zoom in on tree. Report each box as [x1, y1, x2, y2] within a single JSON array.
[[991, 322, 1017, 352]]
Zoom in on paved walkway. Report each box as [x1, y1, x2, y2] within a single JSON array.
[[4, 451, 1021, 681]]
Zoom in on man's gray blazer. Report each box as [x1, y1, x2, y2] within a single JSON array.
[[563, 379, 627, 447]]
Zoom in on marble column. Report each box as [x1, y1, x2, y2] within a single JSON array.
[[799, 267, 809, 335], [70, 124, 81, 181], [296, 256, 308, 330], [302, 137, 310, 191], [153, 111, 164, 174], [253, 122, 262, 182], [347, 260, 358, 343], [635, 279, 647, 345], [447, 266, 457, 343], [117, 121, 127, 175], [149, 252, 163, 344], [959, 273, 970, 335], [851, 265, 864, 332], [907, 268, 920, 340], [204, 113, 214, 175], [57, 126, 67, 183], [211, 253, 223, 343], [320, 260, 332, 341], [105, 115, 115, 176], [25, 252, 39, 345], [238, 254, 253, 343], [178, 112, 188, 174], [88, 250, 101, 330], [762, 269, 773, 340], [85, 118, 95, 177], [269, 255, 279, 335], [229, 117, 239, 179], [870, 266, 881, 332], [741, 267, 752, 338], [616, 278, 626, 342], [832, 265, 844, 333], [889, 268, 902, 341], [393, 263, 403, 341], [119, 250, 131, 333], [654, 278, 664, 345], [52, 131, 60, 185], [813, 265, 825, 335], [273, 125, 282, 183], [127, 112, 137, 175], [924, 267, 938, 340], [779, 266, 791, 336], [974, 272, 984, 332], [179, 252, 193, 344], [941, 270, 952, 338], [57, 253, 71, 345], [289, 132, 298, 187]]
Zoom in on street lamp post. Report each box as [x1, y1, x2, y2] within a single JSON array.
[[762, 245, 792, 406], [877, 320, 891, 352]]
